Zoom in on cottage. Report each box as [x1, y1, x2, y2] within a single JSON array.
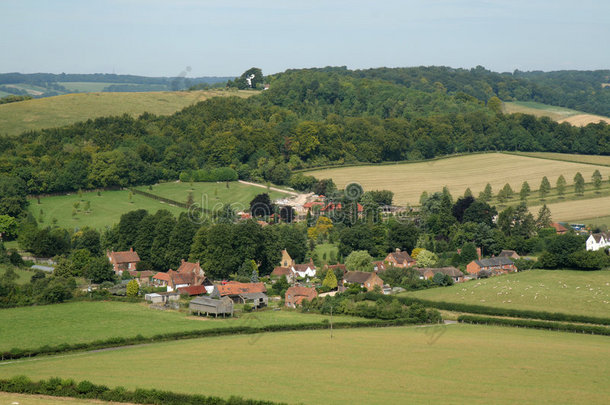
[[271, 259, 317, 281], [498, 250, 520, 260], [343, 271, 384, 292], [285, 286, 318, 308], [551, 222, 568, 235], [107, 248, 140, 275], [128, 270, 155, 286], [586, 232, 610, 251], [384, 249, 416, 268], [152, 260, 208, 292], [190, 296, 234, 317], [372, 261, 386, 272], [271, 266, 294, 282], [466, 257, 517, 275], [429, 267, 464, 283]]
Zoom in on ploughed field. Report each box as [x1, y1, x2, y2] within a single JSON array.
[[0, 325, 608, 404], [402, 270, 610, 318]]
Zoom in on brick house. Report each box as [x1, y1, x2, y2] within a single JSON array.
[[151, 260, 207, 292], [128, 270, 155, 286], [384, 249, 416, 268], [466, 257, 517, 275], [107, 248, 140, 275], [551, 222, 568, 235], [415, 267, 464, 283], [285, 286, 318, 308], [342, 271, 384, 292]]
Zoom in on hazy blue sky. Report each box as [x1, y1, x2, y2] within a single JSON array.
[[1, 0, 608, 77]]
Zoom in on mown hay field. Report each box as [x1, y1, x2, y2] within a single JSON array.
[[533, 195, 610, 223], [305, 153, 610, 205], [402, 270, 610, 318], [0, 325, 608, 404], [503, 101, 610, 126], [513, 151, 610, 166], [0, 89, 254, 137], [0, 301, 366, 352]]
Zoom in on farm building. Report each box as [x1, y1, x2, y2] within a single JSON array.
[[189, 296, 234, 317], [107, 248, 140, 275], [145, 292, 180, 304], [213, 282, 268, 307], [498, 250, 520, 260], [384, 249, 416, 268], [466, 257, 517, 275], [285, 286, 318, 308], [342, 271, 384, 292], [239, 292, 268, 308]]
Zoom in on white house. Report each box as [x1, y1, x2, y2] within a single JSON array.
[[586, 232, 610, 251]]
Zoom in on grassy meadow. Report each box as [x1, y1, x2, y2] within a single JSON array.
[[0, 301, 367, 352], [0, 325, 608, 404], [0, 265, 34, 284], [402, 270, 610, 318], [305, 152, 610, 205], [134, 181, 290, 213], [28, 189, 186, 231], [0, 89, 254, 137], [503, 101, 610, 126]]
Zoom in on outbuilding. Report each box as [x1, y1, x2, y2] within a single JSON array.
[[190, 296, 234, 317]]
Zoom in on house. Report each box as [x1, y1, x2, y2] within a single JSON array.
[[152, 260, 208, 292], [280, 249, 294, 267], [107, 248, 140, 275], [466, 257, 517, 275], [342, 271, 384, 292], [189, 296, 234, 317], [551, 222, 568, 235], [213, 282, 268, 307], [384, 249, 416, 268], [424, 267, 465, 283], [498, 250, 520, 260], [292, 260, 317, 278], [177, 285, 207, 296], [586, 232, 610, 251], [176, 259, 206, 284], [271, 266, 295, 283], [372, 261, 386, 272], [285, 286, 318, 308], [414, 268, 435, 280], [128, 270, 155, 286]]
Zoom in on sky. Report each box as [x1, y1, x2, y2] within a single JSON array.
[[1, 0, 609, 77]]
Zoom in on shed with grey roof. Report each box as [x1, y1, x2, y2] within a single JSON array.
[[189, 296, 234, 317]]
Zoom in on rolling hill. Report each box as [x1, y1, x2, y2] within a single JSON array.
[[503, 101, 610, 126], [0, 89, 255, 137]]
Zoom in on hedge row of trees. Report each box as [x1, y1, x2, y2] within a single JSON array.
[[458, 315, 610, 336]]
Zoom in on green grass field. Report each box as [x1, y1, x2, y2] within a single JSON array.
[[503, 101, 610, 126], [29, 189, 186, 231], [305, 153, 610, 206], [313, 243, 339, 264], [0, 301, 366, 352], [402, 270, 610, 318], [0, 89, 254, 137], [134, 181, 290, 213], [0, 325, 608, 404], [0, 265, 34, 284]]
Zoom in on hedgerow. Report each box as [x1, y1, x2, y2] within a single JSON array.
[[458, 315, 610, 336]]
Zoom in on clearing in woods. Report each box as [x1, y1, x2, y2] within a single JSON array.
[[0, 89, 255, 137], [401, 269, 610, 318], [0, 325, 608, 404], [304, 152, 610, 205], [503, 101, 610, 126]]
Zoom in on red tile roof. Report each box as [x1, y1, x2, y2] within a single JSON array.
[[153, 272, 171, 282], [109, 249, 140, 264], [285, 286, 317, 305], [176, 260, 201, 275], [217, 282, 267, 296], [271, 266, 292, 276], [551, 222, 568, 233], [178, 285, 207, 296]]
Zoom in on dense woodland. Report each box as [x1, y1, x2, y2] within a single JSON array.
[[1, 67, 610, 199]]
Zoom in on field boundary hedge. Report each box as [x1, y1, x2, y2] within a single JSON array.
[[458, 315, 610, 336], [0, 318, 423, 362], [397, 296, 610, 325], [0, 375, 283, 405]]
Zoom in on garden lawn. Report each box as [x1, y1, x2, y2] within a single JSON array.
[[28, 189, 185, 231], [0, 324, 608, 404], [0, 301, 367, 352], [402, 270, 610, 318], [134, 181, 290, 213]]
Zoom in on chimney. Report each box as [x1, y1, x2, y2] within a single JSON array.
[[130, 247, 133, 252], [476, 247, 482, 260]]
